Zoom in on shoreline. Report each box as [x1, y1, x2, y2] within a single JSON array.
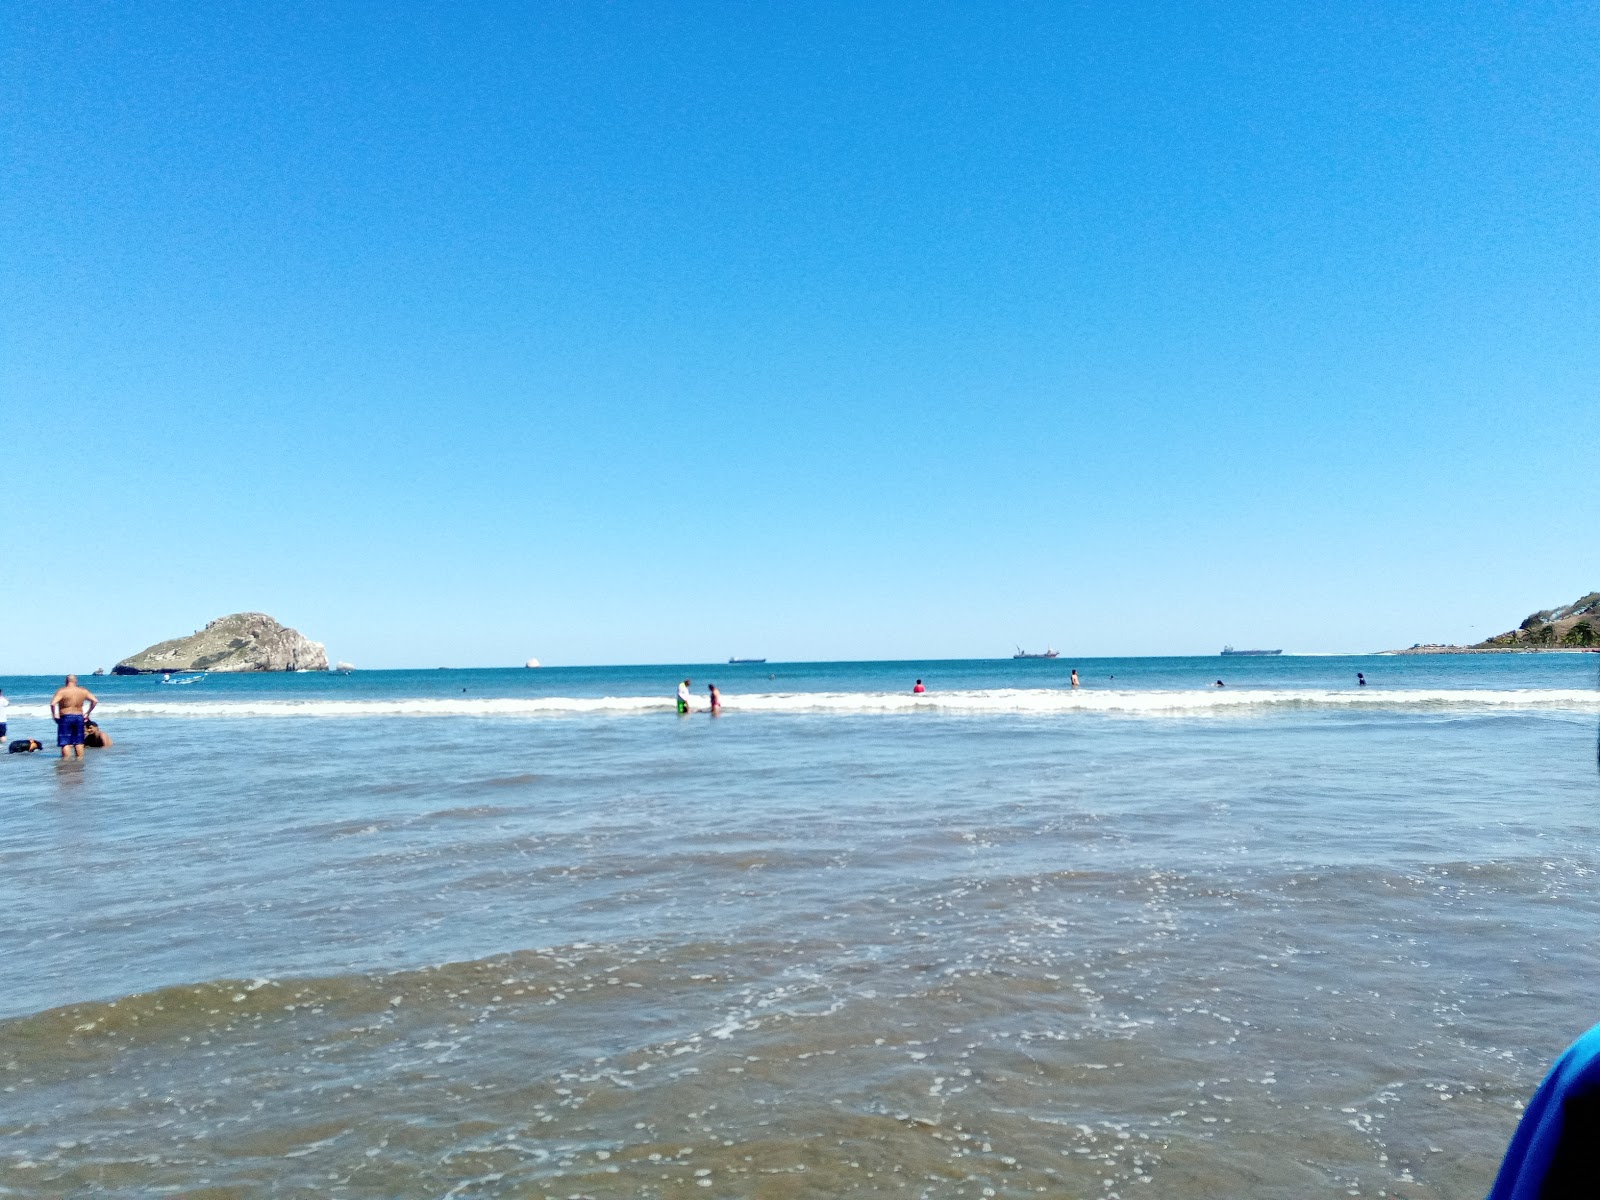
[[1388, 645, 1600, 655]]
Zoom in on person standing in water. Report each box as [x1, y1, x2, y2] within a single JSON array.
[[676, 678, 693, 714], [1357, 672, 1367, 687], [50, 674, 98, 760], [1070, 669, 1079, 688], [0, 687, 8, 744], [912, 679, 925, 694], [708, 684, 721, 714]]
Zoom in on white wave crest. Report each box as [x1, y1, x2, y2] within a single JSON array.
[[17, 687, 1596, 720]]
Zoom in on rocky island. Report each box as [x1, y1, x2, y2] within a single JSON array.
[[1395, 591, 1599, 653], [113, 613, 330, 674]]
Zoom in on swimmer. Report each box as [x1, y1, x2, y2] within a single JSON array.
[[8, 739, 43, 754], [913, 679, 925, 694], [708, 683, 721, 714], [677, 678, 692, 715], [84, 718, 113, 749], [1070, 669, 1079, 688], [1357, 672, 1367, 687], [1215, 679, 1225, 687]]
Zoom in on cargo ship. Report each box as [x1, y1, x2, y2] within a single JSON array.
[[728, 657, 767, 664], [1013, 647, 1059, 659], [1221, 646, 1282, 656]]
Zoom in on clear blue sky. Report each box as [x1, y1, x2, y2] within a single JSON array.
[[2, 1, 1595, 670]]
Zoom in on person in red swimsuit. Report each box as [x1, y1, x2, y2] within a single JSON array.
[[912, 680, 925, 694]]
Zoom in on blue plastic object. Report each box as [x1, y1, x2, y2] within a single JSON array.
[[1488, 1022, 1600, 1199]]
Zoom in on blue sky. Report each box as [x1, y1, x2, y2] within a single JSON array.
[[2, 1, 1595, 670]]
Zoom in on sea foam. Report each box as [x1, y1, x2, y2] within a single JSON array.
[[39, 687, 1600, 720]]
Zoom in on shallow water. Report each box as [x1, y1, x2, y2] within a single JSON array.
[[1, 655, 1596, 1197]]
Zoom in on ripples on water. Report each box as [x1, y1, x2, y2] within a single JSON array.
[[1, 660, 1597, 1196]]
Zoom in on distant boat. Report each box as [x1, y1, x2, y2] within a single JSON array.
[[1221, 646, 1282, 656], [161, 673, 205, 685], [1013, 646, 1059, 659], [524, 658, 541, 668], [728, 657, 767, 664]]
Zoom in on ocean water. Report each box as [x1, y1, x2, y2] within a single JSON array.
[[1, 654, 1597, 1198]]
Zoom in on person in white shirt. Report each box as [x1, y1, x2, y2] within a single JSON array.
[[676, 679, 692, 714], [0, 688, 9, 741]]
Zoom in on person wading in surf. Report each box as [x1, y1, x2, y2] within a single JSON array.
[[50, 675, 98, 760]]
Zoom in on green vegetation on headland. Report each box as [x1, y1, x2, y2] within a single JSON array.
[[1395, 591, 1599, 653]]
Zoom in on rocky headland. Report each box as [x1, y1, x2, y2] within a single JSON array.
[[1394, 591, 1599, 653], [113, 613, 329, 674]]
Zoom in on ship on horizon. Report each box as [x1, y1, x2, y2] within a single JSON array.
[[728, 656, 767, 664], [1221, 645, 1282, 656], [1013, 646, 1059, 659]]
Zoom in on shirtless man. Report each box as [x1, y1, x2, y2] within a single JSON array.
[[50, 675, 98, 760]]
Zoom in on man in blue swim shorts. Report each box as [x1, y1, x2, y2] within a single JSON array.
[[50, 674, 98, 760]]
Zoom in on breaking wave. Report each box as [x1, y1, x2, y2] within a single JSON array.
[[40, 687, 1600, 720]]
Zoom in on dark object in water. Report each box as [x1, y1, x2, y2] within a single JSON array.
[[8, 739, 43, 754]]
